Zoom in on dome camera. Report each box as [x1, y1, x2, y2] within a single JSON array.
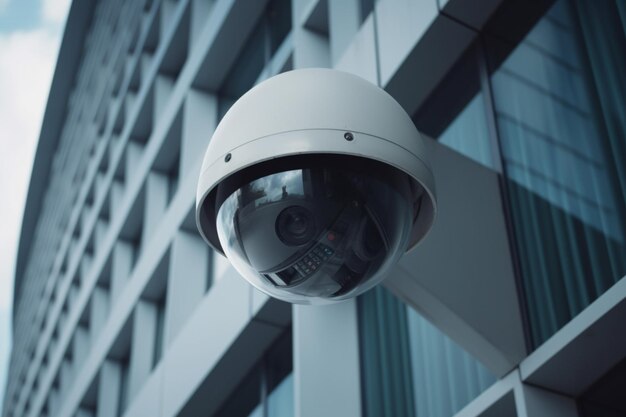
[[196, 69, 436, 304]]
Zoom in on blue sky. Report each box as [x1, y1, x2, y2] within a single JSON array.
[[0, 0, 70, 411]]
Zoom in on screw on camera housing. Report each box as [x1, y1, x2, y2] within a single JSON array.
[[195, 69, 437, 305]]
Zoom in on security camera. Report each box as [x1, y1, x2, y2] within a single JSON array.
[[196, 69, 436, 304]]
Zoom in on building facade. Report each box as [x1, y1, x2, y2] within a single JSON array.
[[3, 0, 626, 416]]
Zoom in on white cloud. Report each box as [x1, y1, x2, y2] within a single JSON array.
[[0, 0, 69, 408], [42, 0, 71, 25], [0, 29, 61, 310]]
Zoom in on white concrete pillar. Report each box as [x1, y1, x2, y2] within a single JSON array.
[[76, 407, 95, 417], [94, 218, 108, 254], [142, 171, 169, 244], [90, 286, 110, 341], [190, 0, 213, 47], [73, 325, 90, 369], [80, 254, 93, 285], [180, 89, 216, 177], [139, 53, 153, 84], [48, 388, 59, 416], [293, 300, 362, 417], [96, 361, 122, 417], [164, 230, 210, 346], [110, 180, 124, 217], [154, 74, 174, 122], [128, 299, 158, 399], [111, 240, 135, 302], [160, 0, 178, 40], [328, 0, 361, 64], [124, 141, 144, 184], [60, 359, 73, 398]]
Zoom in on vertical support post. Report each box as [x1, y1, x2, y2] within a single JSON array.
[[293, 300, 362, 417]]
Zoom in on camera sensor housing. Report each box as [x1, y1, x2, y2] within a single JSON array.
[[196, 69, 436, 304]]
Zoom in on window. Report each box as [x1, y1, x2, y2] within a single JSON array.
[[213, 329, 293, 417], [217, 0, 292, 119], [358, 287, 495, 417], [412, 0, 626, 349], [487, 0, 626, 347], [413, 44, 495, 169]]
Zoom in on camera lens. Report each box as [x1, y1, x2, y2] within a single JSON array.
[[276, 206, 316, 246]]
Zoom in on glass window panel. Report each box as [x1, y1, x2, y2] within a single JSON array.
[[438, 93, 492, 168], [213, 366, 262, 417], [267, 0, 292, 55], [413, 44, 495, 169], [267, 373, 294, 417], [218, 0, 293, 119], [359, 0, 375, 23], [213, 329, 293, 417], [489, 0, 626, 346], [358, 287, 495, 417]]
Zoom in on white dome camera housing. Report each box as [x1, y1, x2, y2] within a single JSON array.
[[196, 69, 436, 304]]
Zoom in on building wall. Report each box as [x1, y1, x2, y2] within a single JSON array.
[[4, 0, 626, 417]]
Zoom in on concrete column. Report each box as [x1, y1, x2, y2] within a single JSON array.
[[211, 254, 231, 284], [111, 240, 135, 302], [110, 180, 124, 217], [154, 74, 174, 122], [164, 230, 210, 346], [60, 359, 73, 398], [515, 383, 579, 417], [67, 282, 79, 308], [80, 254, 93, 286], [94, 218, 108, 254], [293, 300, 362, 417], [139, 53, 153, 85], [190, 0, 213, 47], [328, 0, 361, 64], [292, 0, 331, 69], [73, 325, 90, 368], [124, 141, 144, 184], [90, 286, 110, 341], [128, 299, 158, 399], [81, 205, 93, 236], [95, 172, 107, 200], [96, 361, 122, 417], [142, 171, 169, 244], [48, 388, 59, 416], [76, 408, 95, 417], [180, 89, 216, 177], [160, 0, 178, 40]]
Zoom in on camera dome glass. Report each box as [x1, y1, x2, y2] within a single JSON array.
[[215, 161, 417, 304]]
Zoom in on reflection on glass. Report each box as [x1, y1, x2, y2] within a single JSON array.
[[248, 405, 262, 417], [489, 0, 626, 346], [213, 366, 262, 417], [267, 373, 294, 417], [216, 164, 414, 304], [413, 44, 494, 169], [439, 93, 492, 168], [213, 330, 293, 417], [359, 287, 495, 417], [218, 0, 292, 119]]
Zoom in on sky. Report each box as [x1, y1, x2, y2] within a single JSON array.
[[0, 0, 71, 411]]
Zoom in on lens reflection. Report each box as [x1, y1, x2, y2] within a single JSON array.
[[216, 166, 414, 304]]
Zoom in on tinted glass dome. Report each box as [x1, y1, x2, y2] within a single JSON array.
[[215, 160, 418, 304]]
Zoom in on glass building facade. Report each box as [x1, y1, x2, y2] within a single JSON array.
[[3, 0, 625, 417], [416, 0, 626, 348]]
